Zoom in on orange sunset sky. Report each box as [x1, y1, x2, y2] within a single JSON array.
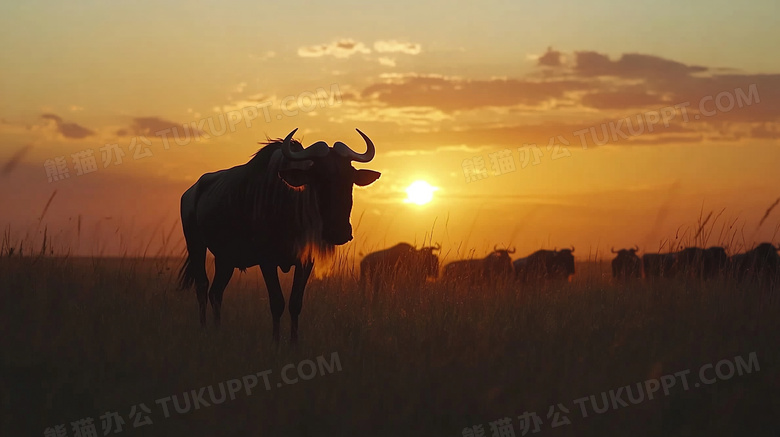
[[1, 0, 779, 262]]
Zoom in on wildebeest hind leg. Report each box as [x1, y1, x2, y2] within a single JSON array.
[[260, 265, 285, 344], [208, 258, 234, 328], [289, 260, 314, 344], [184, 242, 209, 327]]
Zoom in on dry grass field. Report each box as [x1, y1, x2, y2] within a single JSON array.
[[1, 244, 778, 436]]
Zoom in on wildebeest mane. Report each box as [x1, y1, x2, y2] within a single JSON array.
[[244, 138, 335, 262]]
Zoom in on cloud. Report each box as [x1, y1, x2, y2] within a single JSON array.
[[357, 50, 780, 146], [117, 117, 205, 137], [373, 40, 422, 55], [384, 144, 490, 157], [749, 123, 780, 139], [663, 74, 780, 122], [566, 51, 780, 122], [298, 39, 371, 58], [213, 92, 276, 114], [41, 114, 63, 123], [537, 47, 563, 67], [378, 57, 396, 67], [625, 135, 704, 145], [369, 115, 714, 151], [580, 90, 668, 109], [296, 39, 420, 63], [573, 51, 708, 80], [40, 114, 95, 139], [249, 51, 276, 61], [361, 74, 592, 111], [333, 100, 453, 132]]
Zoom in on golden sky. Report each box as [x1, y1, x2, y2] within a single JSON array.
[[1, 0, 779, 259]]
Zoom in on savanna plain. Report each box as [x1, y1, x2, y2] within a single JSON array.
[[1, 227, 778, 437]]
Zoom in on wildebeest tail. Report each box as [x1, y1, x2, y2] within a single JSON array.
[[178, 254, 196, 290]]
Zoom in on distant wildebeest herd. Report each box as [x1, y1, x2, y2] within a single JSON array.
[[359, 242, 780, 289], [360, 244, 578, 288]]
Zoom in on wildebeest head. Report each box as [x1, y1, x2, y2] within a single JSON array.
[[753, 242, 780, 259], [277, 128, 380, 245], [557, 247, 576, 277], [611, 246, 638, 257], [611, 246, 641, 279], [730, 242, 780, 283], [418, 243, 441, 277], [702, 246, 728, 279], [486, 245, 516, 277]]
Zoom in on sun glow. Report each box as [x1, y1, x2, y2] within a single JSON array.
[[404, 180, 439, 205]]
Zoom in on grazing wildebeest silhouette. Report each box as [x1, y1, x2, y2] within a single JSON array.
[[730, 242, 779, 285], [179, 128, 380, 343], [702, 247, 729, 280], [643, 247, 729, 281], [611, 246, 641, 280], [513, 247, 575, 284], [642, 252, 678, 279], [673, 246, 729, 280], [359, 242, 440, 292], [442, 246, 515, 284]]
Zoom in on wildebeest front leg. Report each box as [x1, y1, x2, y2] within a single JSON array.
[[190, 253, 209, 327], [196, 282, 209, 327], [260, 265, 285, 343], [290, 260, 314, 344], [208, 258, 234, 327]]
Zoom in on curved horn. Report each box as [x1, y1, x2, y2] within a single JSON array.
[[434, 242, 441, 251], [332, 129, 376, 163], [281, 128, 330, 161], [507, 247, 516, 254], [633, 244, 639, 252], [493, 244, 499, 252], [570, 246, 575, 253], [611, 247, 617, 253]]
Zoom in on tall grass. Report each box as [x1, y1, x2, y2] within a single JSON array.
[[1, 218, 779, 436], [1, 198, 779, 436]]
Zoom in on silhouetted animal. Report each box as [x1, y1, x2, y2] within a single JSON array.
[[179, 128, 380, 343], [730, 242, 779, 285], [360, 242, 440, 291], [674, 246, 729, 280], [642, 252, 678, 279], [611, 246, 641, 280], [514, 247, 575, 284], [442, 246, 515, 284]]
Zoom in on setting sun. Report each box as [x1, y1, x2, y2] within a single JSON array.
[[404, 180, 439, 205]]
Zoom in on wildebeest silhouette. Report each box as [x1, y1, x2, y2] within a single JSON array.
[[513, 247, 575, 284], [642, 252, 678, 279], [179, 128, 380, 343], [359, 242, 441, 293], [643, 247, 728, 281], [442, 246, 515, 284], [611, 246, 642, 280], [674, 246, 729, 281], [730, 242, 779, 285]]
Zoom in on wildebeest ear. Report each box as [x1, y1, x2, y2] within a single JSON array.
[[353, 169, 381, 186], [279, 169, 310, 187]]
